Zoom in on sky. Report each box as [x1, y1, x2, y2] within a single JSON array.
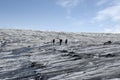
[[0, 0, 120, 33]]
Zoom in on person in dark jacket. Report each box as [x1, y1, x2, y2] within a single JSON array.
[[59, 39, 62, 45], [52, 39, 55, 45], [65, 39, 68, 45]]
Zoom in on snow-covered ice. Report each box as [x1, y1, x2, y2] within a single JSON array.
[[1, 29, 120, 80]]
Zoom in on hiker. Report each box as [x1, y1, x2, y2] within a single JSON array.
[[65, 39, 68, 45], [104, 41, 112, 45], [59, 39, 62, 45], [52, 39, 55, 45]]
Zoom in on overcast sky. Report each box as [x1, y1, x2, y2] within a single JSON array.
[[0, 0, 120, 33]]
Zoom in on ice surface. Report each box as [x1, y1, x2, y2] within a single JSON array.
[[1, 29, 120, 80]]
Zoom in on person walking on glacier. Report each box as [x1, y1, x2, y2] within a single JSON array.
[[65, 39, 68, 45], [52, 39, 55, 45], [59, 39, 62, 45]]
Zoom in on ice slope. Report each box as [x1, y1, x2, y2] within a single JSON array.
[[1, 29, 120, 80]]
